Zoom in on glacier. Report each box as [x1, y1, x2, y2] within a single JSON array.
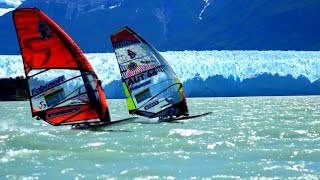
[[1, 50, 320, 98]]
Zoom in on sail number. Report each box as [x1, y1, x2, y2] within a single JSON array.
[[147, 67, 165, 77], [127, 66, 165, 86]]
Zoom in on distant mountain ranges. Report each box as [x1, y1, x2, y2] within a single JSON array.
[[0, 2, 14, 9], [104, 73, 320, 99], [0, 0, 319, 55]]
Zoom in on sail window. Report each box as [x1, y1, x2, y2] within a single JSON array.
[[135, 88, 151, 103]]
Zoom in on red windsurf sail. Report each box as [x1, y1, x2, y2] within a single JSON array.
[[13, 8, 110, 126]]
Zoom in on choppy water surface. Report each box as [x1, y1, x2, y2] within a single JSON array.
[[1, 96, 320, 179]]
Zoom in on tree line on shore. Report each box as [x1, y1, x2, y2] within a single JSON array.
[[0, 77, 28, 101]]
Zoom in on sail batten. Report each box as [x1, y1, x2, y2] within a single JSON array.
[[13, 8, 110, 126], [111, 26, 189, 118]]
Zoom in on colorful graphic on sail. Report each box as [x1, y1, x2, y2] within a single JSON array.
[[13, 8, 110, 126], [111, 26, 189, 118]]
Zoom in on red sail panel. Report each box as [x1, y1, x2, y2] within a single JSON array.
[[13, 8, 93, 74], [45, 105, 99, 125], [111, 27, 140, 49]]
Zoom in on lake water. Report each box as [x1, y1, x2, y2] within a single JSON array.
[[1, 96, 320, 179]]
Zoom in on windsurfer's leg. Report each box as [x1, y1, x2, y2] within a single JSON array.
[[83, 122, 90, 127], [173, 101, 188, 116]]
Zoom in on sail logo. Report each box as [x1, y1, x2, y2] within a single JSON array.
[[38, 101, 47, 110], [33, 93, 44, 100], [144, 100, 159, 110], [47, 106, 81, 119], [127, 49, 136, 59], [127, 62, 137, 70], [37, 20, 52, 40], [130, 80, 151, 91], [31, 76, 65, 96], [140, 60, 156, 64]]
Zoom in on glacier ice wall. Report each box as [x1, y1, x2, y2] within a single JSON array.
[[1, 50, 320, 98], [1, 50, 320, 82]]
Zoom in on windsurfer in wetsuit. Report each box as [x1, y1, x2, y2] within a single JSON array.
[[158, 100, 189, 120], [170, 94, 189, 118], [96, 79, 111, 122]]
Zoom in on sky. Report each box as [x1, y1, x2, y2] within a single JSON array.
[[0, 0, 23, 16]]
